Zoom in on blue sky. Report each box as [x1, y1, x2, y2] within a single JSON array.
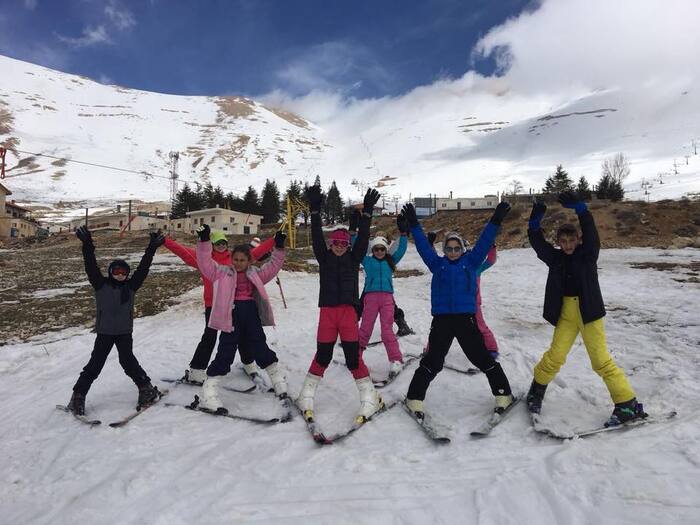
[[0, 0, 533, 98]]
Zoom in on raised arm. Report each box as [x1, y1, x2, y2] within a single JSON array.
[[527, 200, 556, 266], [255, 231, 286, 284], [76, 226, 104, 290], [307, 185, 328, 263], [390, 234, 408, 265], [352, 189, 380, 264], [251, 236, 275, 261], [465, 202, 509, 268], [129, 232, 164, 291], [163, 237, 197, 268], [401, 204, 440, 272]]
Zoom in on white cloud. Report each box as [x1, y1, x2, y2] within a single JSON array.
[[105, 1, 136, 30], [57, 25, 112, 48]]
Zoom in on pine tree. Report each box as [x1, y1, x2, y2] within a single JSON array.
[[543, 165, 575, 194], [242, 186, 261, 215], [260, 179, 281, 223], [325, 181, 344, 224], [212, 185, 226, 208], [171, 183, 193, 218], [596, 174, 612, 199], [201, 182, 216, 208], [225, 191, 245, 211], [576, 176, 592, 201]]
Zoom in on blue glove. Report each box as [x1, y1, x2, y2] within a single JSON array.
[[558, 191, 587, 215], [529, 201, 547, 230]]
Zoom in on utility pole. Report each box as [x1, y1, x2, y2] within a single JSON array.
[[169, 151, 179, 218], [128, 200, 132, 231], [85, 207, 88, 228], [692, 139, 698, 155], [673, 159, 679, 175]]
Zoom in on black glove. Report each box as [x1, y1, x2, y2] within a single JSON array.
[[307, 185, 323, 213], [427, 231, 437, 246], [396, 213, 409, 234], [528, 200, 547, 230], [363, 188, 381, 215], [148, 230, 165, 249], [401, 203, 418, 228], [75, 226, 92, 244], [490, 201, 511, 225], [196, 224, 210, 241], [558, 191, 587, 214], [274, 230, 286, 249], [349, 209, 360, 232]]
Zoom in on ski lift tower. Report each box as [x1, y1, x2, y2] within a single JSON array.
[[169, 151, 179, 217]]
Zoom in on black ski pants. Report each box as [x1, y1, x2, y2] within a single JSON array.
[[206, 300, 278, 377], [73, 333, 150, 395], [189, 307, 229, 370], [407, 314, 511, 401]]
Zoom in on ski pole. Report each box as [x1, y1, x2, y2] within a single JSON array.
[[276, 276, 287, 309]]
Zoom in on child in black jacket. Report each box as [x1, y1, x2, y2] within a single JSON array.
[[67, 226, 165, 416]]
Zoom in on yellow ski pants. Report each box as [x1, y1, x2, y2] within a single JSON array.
[[534, 297, 635, 404]]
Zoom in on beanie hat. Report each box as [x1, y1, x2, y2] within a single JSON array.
[[210, 230, 228, 244], [329, 228, 351, 243], [108, 259, 130, 276], [443, 232, 467, 254], [370, 236, 389, 250]]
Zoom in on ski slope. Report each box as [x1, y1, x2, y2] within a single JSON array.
[[1, 246, 699, 524]]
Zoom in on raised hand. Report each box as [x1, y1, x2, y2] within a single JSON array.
[[196, 224, 210, 242], [274, 230, 287, 248], [558, 191, 587, 214], [363, 188, 381, 215], [396, 213, 409, 234], [401, 203, 418, 228], [75, 225, 93, 244], [490, 201, 511, 225], [349, 209, 361, 232], [307, 185, 323, 212], [148, 230, 166, 249]]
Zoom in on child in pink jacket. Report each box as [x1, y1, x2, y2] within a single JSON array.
[[194, 224, 288, 413]]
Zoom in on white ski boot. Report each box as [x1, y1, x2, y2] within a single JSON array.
[[199, 376, 226, 413], [494, 394, 515, 414], [355, 376, 384, 422], [405, 398, 425, 418], [243, 362, 261, 378], [389, 360, 403, 378], [297, 373, 321, 419], [264, 362, 288, 397], [183, 368, 207, 385]]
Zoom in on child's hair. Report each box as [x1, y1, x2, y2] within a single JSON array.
[[381, 252, 397, 272], [231, 244, 252, 259], [556, 223, 579, 239]]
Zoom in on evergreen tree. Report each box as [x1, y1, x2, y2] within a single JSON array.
[[225, 191, 245, 211], [171, 183, 194, 218], [325, 181, 345, 224], [260, 179, 281, 223], [212, 185, 226, 208], [191, 182, 206, 211], [201, 182, 216, 208], [543, 165, 575, 194], [242, 185, 261, 215], [576, 176, 592, 201]]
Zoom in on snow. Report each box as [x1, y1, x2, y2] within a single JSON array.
[[1, 245, 699, 524]]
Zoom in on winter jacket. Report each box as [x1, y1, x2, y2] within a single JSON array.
[[82, 242, 156, 335], [361, 235, 407, 293], [528, 210, 605, 326], [475, 245, 496, 305], [413, 221, 498, 315], [196, 240, 284, 332], [164, 236, 274, 307], [312, 211, 370, 307]]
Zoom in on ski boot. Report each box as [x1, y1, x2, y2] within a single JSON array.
[[605, 398, 648, 427], [526, 380, 547, 414], [243, 362, 261, 379], [405, 398, 425, 420], [181, 368, 207, 385], [67, 391, 86, 416], [494, 394, 515, 414], [199, 376, 227, 414], [388, 360, 403, 379], [395, 312, 415, 337], [264, 362, 288, 398], [355, 376, 384, 423], [297, 373, 321, 421], [137, 383, 161, 410]]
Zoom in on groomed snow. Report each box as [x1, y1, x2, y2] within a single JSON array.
[[1, 246, 699, 524]]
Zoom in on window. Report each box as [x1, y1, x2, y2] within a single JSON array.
[[177, 223, 182, 229], [243, 226, 250, 234], [230, 217, 235, 223], [487, 201, 492, 206], [119, 220, 123, 227], [223, 227, 228, 231], [441, 203, 446, 208], [199, 218, 204, 225], [470, 201, 475, 206], [211, 216, 216, 223]]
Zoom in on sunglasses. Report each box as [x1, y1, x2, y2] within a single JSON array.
[[372, 246, 386, 252], [330, 240, 350, 248], [213, 240, 228, 246], [111, 267, 129, 276], [444, 246, 462, 254]]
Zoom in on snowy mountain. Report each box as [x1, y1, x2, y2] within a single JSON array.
[[1, 54, 699, 212]]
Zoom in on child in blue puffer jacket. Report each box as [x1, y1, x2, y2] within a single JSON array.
[[358, 215, 409, 376], [400, 202, 515, 418]]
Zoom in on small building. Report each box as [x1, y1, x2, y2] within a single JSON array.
[[434, 195, 498, 211], [0, 182, 11, 237], [185, 207, 263, 235], [67, 211, 170, 233], [5, 200, 44, 238]]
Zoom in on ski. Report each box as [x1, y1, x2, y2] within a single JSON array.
[[444, 364, 480, 375], [401, 401, 451, 443], [108, 388, 169, 428], [161, 377, 256, 394], [470, 394, 523, 438], [164, 396, 279, 424], [533, 411, 678, 440], [55, 404, 101, 427], [372, 355, 421, 388], [327, 398, 401, 443], [293, 402, 332, 445]]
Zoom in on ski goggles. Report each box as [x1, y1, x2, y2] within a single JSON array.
[[330, 239, 350, 248], [111, 267, 129, 276], [444, 246, 462, 254]]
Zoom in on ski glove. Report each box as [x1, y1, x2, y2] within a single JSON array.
[[363, 188, 381, 216], [349, 209, 361, 232], [529, 200, 547, 230], [401, 203, 419, 228], [148, 231, 166, 249], [196, 224, 210, 241], [75, 226, 93, 245], [489, 202, 511, 226], [274, 230, 286, 249], [558, 191, 587, 215], [427, 231, 437, 246], [397, 213, 409, 234], [307, 185, 323, 213]]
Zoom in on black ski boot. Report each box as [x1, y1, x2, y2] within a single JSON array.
[[395, 309, 415, 336], [605, 398, 648, 427], [526, 380, 547, 414], [67, 392, 86, 416], [137, 383, 161, 410]]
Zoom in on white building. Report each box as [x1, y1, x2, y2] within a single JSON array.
[[434, 195, 498, 211], [185, 207, 263, 235]]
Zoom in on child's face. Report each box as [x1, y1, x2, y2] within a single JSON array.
[[557, 234, 580, 255], [112, 273, 128, 282], [330, 240, 349, 257], [213, 241, 228, 253], [372, 245, 386, 260], [231, 252, 251, 272], [444, 240, 463, 261]]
